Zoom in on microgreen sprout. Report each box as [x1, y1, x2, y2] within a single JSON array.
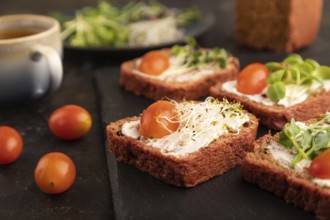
[[155, 114, 179, 134], [146, 97, 250, 156], [265, 54, 330, 102], [170, 37, 229, 71], [279, 113, 330, 167]]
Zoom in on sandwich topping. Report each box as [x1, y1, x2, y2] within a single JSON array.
[[122, 97, 251, 156], [133, 38, 230, 83], [265, 113, 330, 186], [222, 54, 330, 107]]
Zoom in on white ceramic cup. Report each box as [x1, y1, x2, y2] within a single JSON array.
[[0, 14, 63, 101]]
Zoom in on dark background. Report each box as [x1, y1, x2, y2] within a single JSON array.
[[0, 0, 329, 219]]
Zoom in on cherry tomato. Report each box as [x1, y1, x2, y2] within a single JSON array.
[[34, 152, 76, 194], [48, 105, 92, 140], [0, 126, 23, 165], [309, 149, 330, 179], [139, 50, 170, 75], [139, 100, 180, 138], [237, 63, 270, 95]]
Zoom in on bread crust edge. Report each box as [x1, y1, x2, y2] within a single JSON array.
[[120, 55, 240, 101], [241, 135, 330, 219], [107, 113, 258, 187], [210, 83, 330, 130]]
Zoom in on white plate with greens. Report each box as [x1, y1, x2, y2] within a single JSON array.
[[53, 1, 215, 53]]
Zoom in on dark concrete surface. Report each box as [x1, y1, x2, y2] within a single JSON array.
[[0, 0, 329, 219]]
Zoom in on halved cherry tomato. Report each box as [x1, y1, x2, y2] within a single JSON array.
[[139, 51, 170, 75], [237, 63, 270, 95], [139, 100, 180, 138], [34, 152, 76, 194], [310, 149, 330, 179], [0, 126, 23, 165], [48, 105, 92, 140]]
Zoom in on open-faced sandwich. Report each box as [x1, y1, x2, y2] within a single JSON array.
[[106, 97, 258, 187], [241, 113, 330, 219], [120, 38, 239, 101], [210, 54, 330, 130]]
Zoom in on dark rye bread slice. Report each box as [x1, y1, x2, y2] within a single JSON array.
[[241, 134, 330, 220], [120, 55, 239, 101], [106, 112, 258, 187], [209, 83, 330, 130]]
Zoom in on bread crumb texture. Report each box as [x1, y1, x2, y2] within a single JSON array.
[[235, 0, 323, 52], [241, 135, 330, 220], [107, 100, 259, 187]]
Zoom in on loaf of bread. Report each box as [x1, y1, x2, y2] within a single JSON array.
[[210, 83, 330, 130], [106, 98, 258, 187], [241, 114, 330, 219], [235, 0, 323, 52], [120, 47, 239, 101]]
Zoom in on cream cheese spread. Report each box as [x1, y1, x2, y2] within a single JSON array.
[[222, 80, 330, 107], [266, 135, 330, 187], [121, 98, 250, 157], [133, 56, 218, 83]]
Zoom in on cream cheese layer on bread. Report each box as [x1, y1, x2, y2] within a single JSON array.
[[267, 140, 330, 187], [132, 38, 230, 83], [122, 97, 252, 156], [222, 79, 330, 107], [133, 56, 217, 83], [265, 114, 330, 187]]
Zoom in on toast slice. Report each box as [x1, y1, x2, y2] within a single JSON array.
[[210, 83, 330, 130], [106, 98, 258, 187], [120, 52, 239, 101], [241, 122, 330, 219]]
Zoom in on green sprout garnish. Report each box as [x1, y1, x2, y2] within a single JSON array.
[[265, 54, 330, 102], [170, 37, 229, 70], [51, 1, 201, 48], [279, 113, 330, 168]]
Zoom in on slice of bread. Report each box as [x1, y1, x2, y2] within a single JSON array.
[[241, 134, 330, 220], [235, 0, 323, 52], [106, 111, 258, 187], [120, 54, 239, 101], [210, 83, 330, 130]]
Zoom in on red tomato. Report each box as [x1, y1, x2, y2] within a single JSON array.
[[34, 152, 76, 194], [48, 105, 92, 140], [236, 63, 270, 95], [139, 100, 180, 138], [139, 51, 170, 75], [309, 149, 330, 179], [0, 126, 23, 165]]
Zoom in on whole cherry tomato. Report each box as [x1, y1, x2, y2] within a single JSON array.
[[0, 126, 23, 165], [310, 149, 330, 179], [139, 100, 180, 138], [139, 50, 170, 75], [237, 63, 270, 95], [34, 152, 76, 194], [48, 105, 92, 140]]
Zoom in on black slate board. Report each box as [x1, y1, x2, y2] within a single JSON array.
[[94, 1, 330, 218], [95, 69, 314, 220]]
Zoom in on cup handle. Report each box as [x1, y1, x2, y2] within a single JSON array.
[[32, 45, 63, 94]]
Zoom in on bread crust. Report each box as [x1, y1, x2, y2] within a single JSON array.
[[241, 135, 330, 220], [107, 113, 258, 187], [120, 55, 239, 101], [235, 0, 323, 52], [209, 83, 330, 130]]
